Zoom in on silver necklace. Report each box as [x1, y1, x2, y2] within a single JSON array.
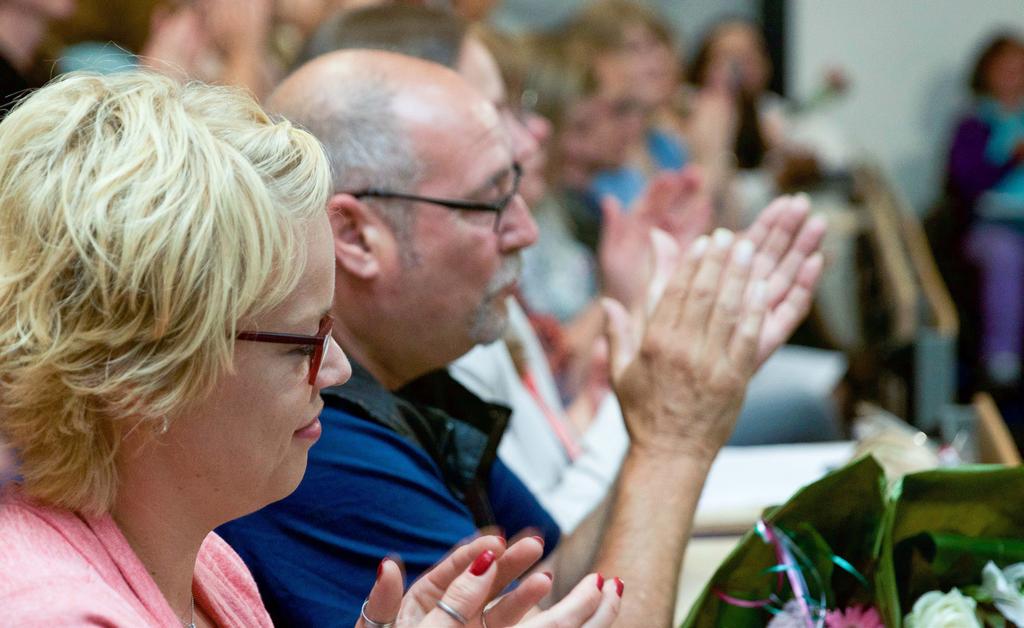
[[182, 594, 195, 628]]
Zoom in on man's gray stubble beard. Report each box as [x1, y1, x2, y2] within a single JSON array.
[[468, 254, 522, 345]]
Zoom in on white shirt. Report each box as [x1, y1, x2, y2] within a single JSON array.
[[450, 299, 628, 532]]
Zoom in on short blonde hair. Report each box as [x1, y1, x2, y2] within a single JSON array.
[[0, 71, 331, 514]]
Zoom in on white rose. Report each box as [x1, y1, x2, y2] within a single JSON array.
[[904, 589, 982, 628]]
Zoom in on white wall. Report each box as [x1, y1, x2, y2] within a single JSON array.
[[789, 0, 1024, 212]]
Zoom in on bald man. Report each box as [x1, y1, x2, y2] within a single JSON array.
[[293, 0, 624, 539], [219, 50, 826, 628]]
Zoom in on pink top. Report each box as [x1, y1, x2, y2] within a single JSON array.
[[0, 487, 273, 627]]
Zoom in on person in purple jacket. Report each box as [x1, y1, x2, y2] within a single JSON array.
[[947, 33, 1024, 389]]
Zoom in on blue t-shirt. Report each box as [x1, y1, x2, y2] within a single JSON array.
[[976, 98, 1024, 225], [217, 404, 560, 627], [591, 128, 690, 208]]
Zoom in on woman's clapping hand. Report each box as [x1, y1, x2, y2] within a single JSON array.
[[358, 535, 622, 628]]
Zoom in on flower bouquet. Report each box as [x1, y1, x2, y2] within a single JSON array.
[[682, 458, 1024, 627], [680, 456, 888, 628]]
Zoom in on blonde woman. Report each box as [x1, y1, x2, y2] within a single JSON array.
[[0, 71, 619, 627]]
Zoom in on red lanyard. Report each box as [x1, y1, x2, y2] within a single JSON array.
[[521, 370, 582, 462]]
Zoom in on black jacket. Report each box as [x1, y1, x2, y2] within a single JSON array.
[[320, 360, 511, 527]]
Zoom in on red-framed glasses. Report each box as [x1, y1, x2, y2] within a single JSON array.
[[236, 315, 334, 385]]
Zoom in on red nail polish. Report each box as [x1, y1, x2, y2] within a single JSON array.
[[470, 550, 496, 576], [377, 558, 387, 581], [596, 573, 604, 591], [531, 535, 544, 547], [542, 571, 553, 581], [614, 577, 624, 597]]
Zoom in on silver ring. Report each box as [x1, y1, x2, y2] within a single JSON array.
[[360, 600, 396, 628], [435, 599, 469, 625]]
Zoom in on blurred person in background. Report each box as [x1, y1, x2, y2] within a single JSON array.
[[45, 0, 500, 100], [689, 19, 781, 171], [509, 31, 607, 317], [297, 1, 468, 69], [947, 32, 1024, 391], [146, 0, 276, 98], [689, 18, 853, 228], [47, 0, 157, 60], [531, 35, 635, 255], [0, 0, 76, 117], [52, 0, 370, 99], [515, 32, 711, 386], [466, 23, 723, 528], [48, 0, 276, 93], [564, 0, 690, 210]]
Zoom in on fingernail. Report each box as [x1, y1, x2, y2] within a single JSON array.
[[596, 573, 604, 591], [470, 550, 496, 576], [531, 535, 544, 547], [734, 239, 754, 266], [690, 235, 709, 258], [543, 571, 553, 581], [614, 577, 624, 597], [712, 228, 733, 249], [377, 558, 387, 581]]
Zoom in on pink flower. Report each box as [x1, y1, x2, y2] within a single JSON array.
[[825, 605, 883, 628]]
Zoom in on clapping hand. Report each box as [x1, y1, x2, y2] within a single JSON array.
[[598, 165, 712, 311], [740, 194, 826, 366], [359, 535, 622, 627], [602, 194, 825, 458]]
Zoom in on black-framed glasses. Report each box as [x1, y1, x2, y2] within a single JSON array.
[[237, 315, 334, 385], [347, 162, 523, 233]]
